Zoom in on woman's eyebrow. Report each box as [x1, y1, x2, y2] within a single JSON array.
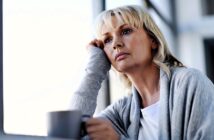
[[118, 24, 129, 30], [102, 32, 110, 36], [101, 24, 128, 36]]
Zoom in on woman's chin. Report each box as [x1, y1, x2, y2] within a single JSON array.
[[114, 65, 131, 73]]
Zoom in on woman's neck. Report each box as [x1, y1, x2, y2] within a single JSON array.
[[126, 64, 160, 108]]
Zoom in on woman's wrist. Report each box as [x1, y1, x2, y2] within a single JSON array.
[[86, 46, 111, 76]]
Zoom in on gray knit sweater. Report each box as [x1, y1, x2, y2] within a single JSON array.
[[70, 47, 214, 140]]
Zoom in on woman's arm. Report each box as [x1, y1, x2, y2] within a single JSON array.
[[70, 42, 132, 140], [70, 46, 111, 116], [85, 96, 133, 140]]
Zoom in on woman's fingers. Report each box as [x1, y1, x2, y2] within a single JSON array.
[[86, 118, 119, 140], [87, 119, 108, 133], [88, 39, 104, 49]]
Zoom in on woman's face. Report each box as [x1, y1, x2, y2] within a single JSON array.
[[100, 17, 156, 73]]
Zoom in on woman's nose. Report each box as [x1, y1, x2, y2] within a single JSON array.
[[113, 44, 123, 50], [112, 38, 123, 50]]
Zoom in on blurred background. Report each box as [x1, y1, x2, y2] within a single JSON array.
[[2, 0, 214, 137]]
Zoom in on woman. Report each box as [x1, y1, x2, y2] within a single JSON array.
[[70, 5, 214, 140]]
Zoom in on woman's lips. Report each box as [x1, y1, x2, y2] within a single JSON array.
[[115, 52, 129, 61]]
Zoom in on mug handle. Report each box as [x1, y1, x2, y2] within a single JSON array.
[[81, 114, 91, 137]]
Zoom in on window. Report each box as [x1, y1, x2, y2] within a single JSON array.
[[202, 0, 214, 16], [204, 38, 214, 83], [3, 0, 93, 136]]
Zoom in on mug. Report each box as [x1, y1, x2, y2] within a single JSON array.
[[47, 110, 90, 139]]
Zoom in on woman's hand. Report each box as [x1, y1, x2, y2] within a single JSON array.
[[86, 118, 120, 140], [87, 39, 104, 49]]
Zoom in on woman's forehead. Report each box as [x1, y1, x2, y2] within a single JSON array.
[[101, 17, 125, 34], [100, 16, 127, 36], [96, 9, 142, 38]]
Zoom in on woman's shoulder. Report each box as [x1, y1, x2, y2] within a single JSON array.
[[110, 94, 133, 108], [170, 66, 214, 89], [167, 67, 214, 109], [170, 67, 206, 80], [98, 94, 133, 119]]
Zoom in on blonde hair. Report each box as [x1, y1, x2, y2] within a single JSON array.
[[94, 5, 183, 88]]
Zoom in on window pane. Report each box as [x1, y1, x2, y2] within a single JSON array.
[[204, 39, 214, 83], [3, 0, 93, 136], [202, 0, 214, 15]]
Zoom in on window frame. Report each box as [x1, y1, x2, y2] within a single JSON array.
[[201, 0, 214, 16]]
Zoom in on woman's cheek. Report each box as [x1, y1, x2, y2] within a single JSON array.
[[104, 48, 114, 63]]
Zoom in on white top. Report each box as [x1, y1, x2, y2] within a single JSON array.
[[138, 101, 160, 140]]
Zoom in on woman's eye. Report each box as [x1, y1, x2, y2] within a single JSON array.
[[121, 28, 133, 35], [103, 37, 112, 44]]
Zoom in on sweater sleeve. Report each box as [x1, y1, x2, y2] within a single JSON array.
[[96, 97, 133, 140], [69, 46, 111, 116], [81, 96, 135, 140], [172, 68, 214, 140]]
